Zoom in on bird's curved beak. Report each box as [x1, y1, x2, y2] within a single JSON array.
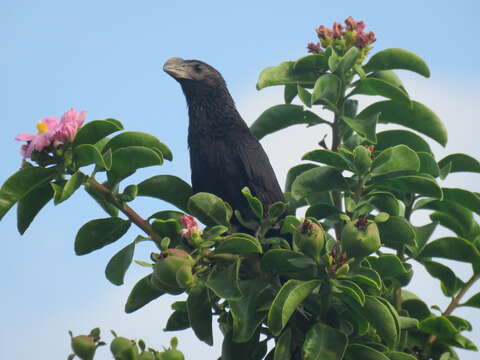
[[163, 57, 191, 80]]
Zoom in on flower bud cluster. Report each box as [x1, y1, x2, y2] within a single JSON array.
[[307, 16, 376, 61]]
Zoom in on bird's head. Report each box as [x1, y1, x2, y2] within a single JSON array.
[[163, 57, 227, 94]]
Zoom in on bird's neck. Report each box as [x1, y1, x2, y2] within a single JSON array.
[[183, 86, 247, 138]]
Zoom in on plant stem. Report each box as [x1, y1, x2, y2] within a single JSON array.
[[87, 178, 163, 245], [425, 273, 480, 350]]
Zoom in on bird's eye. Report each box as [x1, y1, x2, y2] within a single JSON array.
[[194, 64, 202, 72]]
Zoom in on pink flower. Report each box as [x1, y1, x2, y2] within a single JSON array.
[[180, 215, 200, 238], [15, 108, 87, 159], [356, 21, 366, 33], [344, 16, 357, 32], [315, 25, 332, 40], [307, 42, 321, 53], [54, 108, 87, 144], [15, 117, 59, 158], [332, 22, 344, 39]]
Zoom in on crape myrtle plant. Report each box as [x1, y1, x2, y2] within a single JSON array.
[[1, 16, 480, 360]]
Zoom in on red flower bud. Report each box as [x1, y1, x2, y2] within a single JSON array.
[[356, 32, 369, 48], [366, 31, 376, 44], [344, 16, 357, 32], [307, 42, 321, 53], [356, 21, 366, 33], [315, 25, 332, 40], [332, 22, 344, 39]]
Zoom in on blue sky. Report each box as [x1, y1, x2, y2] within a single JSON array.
[[1, 1, 479, 359]]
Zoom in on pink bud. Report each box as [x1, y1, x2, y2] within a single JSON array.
[[332, 22, 344, 39], [356, 21, 366, 33], [180, 215, 200, 238], [366, 31, 376, 44], [315, 25, 332, 40], [344, 16, 357, 32], [307, 42, 321, 53]]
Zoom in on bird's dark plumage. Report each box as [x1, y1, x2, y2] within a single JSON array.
[[163, 57, 284, 224]]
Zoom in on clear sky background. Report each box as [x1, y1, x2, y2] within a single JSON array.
[[1, 1, 479, 359]]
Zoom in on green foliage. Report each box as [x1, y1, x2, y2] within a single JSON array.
[[2, 18, 480, 360]]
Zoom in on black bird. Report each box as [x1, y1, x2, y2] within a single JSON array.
[[163, 57, 284, 226]]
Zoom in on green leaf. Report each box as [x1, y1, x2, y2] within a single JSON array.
[[187, 286, 213, 345], [187, 192, 230, 227], [334, 279, 366, 305], [345, 344, 390, 360], [261, 249, 318, 280], [419, 316, 457, 338], [419, 237, 480, 263], [151, 219, 181, 244], [74, 144, 109, 170], [137, 175, 192, 213], [285, 164, 318, 193], [284, 85, 297, 104], [443, 188, 480, 215], [311, 74, 341, 111], [373, 174, 443, 198], [386, 351, 417, 360], [0, 166, 59, 221], [125, 275, 164, 313], [377, 216, 416, 249], [267, 279, 320, 335], [164, 304, 190, 331], [336, 46, 360, 75], [206, 259, 242, 300], [74, 217, 131, 255], [250, 104, 327, 140], [297, 85, 312, 107], [105, 242, 135, 286], [291, 167, 347, 203], [274, 327, 292, 360], [446, 334, 478, 351], [351, 78, 411, 105], [418, 152, 440, 177], [302, 149, 351, 170], [369, 70, 405, 89], [108, 146, 163, 183], [105, 131, 172, 161], [402, 298, 431, 320], [305, 203, 340, 219], [367, 192, 400, 215], [350, 266, 382, 290], [371, 145, 420, 176], [422, 260, 463, 297], [359, 100, 447, 146], [302, 323, 348, 360], [398, 317, 419, 330], [363, 296, 398, 348], [53, 171, 86, 205], [364, 48, 430, 77], [214, 233, 262, 254], [241, 187, 263, 219], [257, 60, 321, 90], [17, 183, 53, 234], [438, 153, 480, 174], [376, 130, 431, 153], [293, 54, 329, 73], [461, 292, 480, 309], [73, 118, 123, 147], [342, 112, 379, 144], [369, 254, 412, 287], [230, 280, 273, 343]]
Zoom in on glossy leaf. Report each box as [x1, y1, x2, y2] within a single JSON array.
[[351, 78, 410, 105], [419, 316, 457, 338], [73, 118, 123, 147], [257, 61, 320, 90], [274, 327, 292, 360], [423, 260, 464, 297], [462, 292, 480, 309], [291, 167, 347, 203], [368, 192, 400, 215], [363, 296, 398, 348], [214, 233, 262, 254], [250, 104, 327, 140], [442, 188, 480, 215], [285, 164, 318, 193], [74, 217, 131, 255], [311, 74, 341, 111], [345, 344, 390, 360], [302, 323, 348, 360], [418, 152, 440, 177], [230, 280, 273, 343], [53, 171, 86, 205], [137, 175, 192, 213], [242, 187, 263, 219], [342, 111, 379, 144], [364, 48, 430, 77], [359, 100, 447, 146], [206, 259, 242, 300], [284, 85, 297, 104], [297, 85, 312, 107], [105, 131, 172, 161], [261, 249, 318, 279], [0, 166, 59, 221], [17, 183, 53, 234], [187, 286, 213, 345], [418, 237, 480, 263], [305, 203, 340, 219], [105, 242, 135, 286], [187, 192, 231, 227], [371, 145, 420, 176], [302, 149, 351, 170], [108, 146, 163, 182], [293, 54, 329, 73], [386, 351, 417, 360], [377, 216, 416, 249], [402, 298, 431, 320], [376, 130, 431, 153], [74, 144, 110, 169], [336, 46, 360, 75], [125, 275, 164, 313], [374, 174, 443, 198], [438, 153, 480, 174], [334, 279, 366, 305], [369, 70, 405, 89], [268, 279, 320, 335]]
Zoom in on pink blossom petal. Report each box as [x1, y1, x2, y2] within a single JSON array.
[[15, 133, 36, 141]]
